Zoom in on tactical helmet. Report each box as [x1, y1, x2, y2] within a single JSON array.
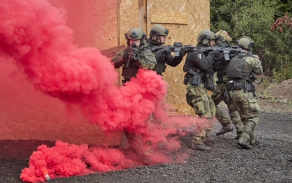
[[197, 30, 216, 45], [150, 24, 169, 36], [125, 27, 146, 40], [215, 30, 232, 44], [237, 36, 254, 50]]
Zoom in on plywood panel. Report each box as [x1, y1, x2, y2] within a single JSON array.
[[119, 0, 140, 46], [151, 11, 188, 25], [49, 0, 119, 50], [147, 0, 210, 116]]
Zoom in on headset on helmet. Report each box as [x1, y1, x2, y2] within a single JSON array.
[[150, 24, 169, 36], [236, 36, 254, 50], [215, 30, 232, 44], [125, 27, 146, 40], [197, 30, 216, 46], [149, 24, 169, 46]]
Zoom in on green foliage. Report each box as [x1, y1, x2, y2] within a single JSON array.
[[273, 0, 292, 19], [273, 63, 292, 83], [210, 0, 292, 81]]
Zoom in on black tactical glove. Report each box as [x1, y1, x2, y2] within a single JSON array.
[[133, 52, 139, 62], [132, 47, 139, 62], [210, 50, 224, 61], [162, 47, 172, 54], [179, 48, 187, 57], [123, 51, 129, 60]]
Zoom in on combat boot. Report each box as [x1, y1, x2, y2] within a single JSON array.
[[238, 129, 252, 150], [216, 123, 234, 136], [191, 143, 211, 151], [250, 135, 258, 145], [238, 138, 252, 149], [203, 131, 216, 146], [235, 131, 242, 140]]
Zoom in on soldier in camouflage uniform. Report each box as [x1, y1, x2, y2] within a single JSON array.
[[226, 36, 263, 149], [147, 24, 186, 75], [112, 28, 157, 163], [212, 30, 244, 138], [112, 27, 156, 84], [183, 30, 224, 151]]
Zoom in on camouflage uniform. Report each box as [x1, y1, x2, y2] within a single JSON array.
[[226, 50, 263, 149], [212, 83, 243, 135], [212, 30, 243, 137], [112, 40, 156, 84], [183, 36, 221, 150]]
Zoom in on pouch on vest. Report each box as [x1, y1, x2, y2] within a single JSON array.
[[213, 59, 225, 72], [187, 70, 201, 86], [226, 55, 245, 79]]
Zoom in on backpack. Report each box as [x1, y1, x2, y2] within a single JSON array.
[[226, 54, 251, 79]]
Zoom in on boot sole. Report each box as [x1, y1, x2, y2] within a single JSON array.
[[237, 142, 252, 150], [216, 128, 234, 136]]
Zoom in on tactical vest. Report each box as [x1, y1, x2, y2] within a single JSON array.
[[122, 62, 139, 80], [226, 54, 251, 82], [154, 59, 166, 75]]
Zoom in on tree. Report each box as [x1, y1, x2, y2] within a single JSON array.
[[210, 0, 292, 80], [270, 14, 292, 81]]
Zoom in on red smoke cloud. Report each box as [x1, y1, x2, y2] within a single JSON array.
[[0, 0, 211, 182]]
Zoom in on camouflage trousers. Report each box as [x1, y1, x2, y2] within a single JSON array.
[[228, 90, 260, 144], [186, 83, 216, 144], [211, 83, 244, 133]]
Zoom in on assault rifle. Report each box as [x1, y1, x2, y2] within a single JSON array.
[[150, 42, 243, 61], [125, 42, 138, 68], [151, 42, 184, 57], [184, 45, 242, 61]]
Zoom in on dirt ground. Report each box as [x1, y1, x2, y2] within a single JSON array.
[[1, 78, 292, 183]]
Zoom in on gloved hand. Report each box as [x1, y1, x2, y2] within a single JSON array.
[[132, 47, 139, 61], [123, 51, 129, 60], [179, 48, 187, 57], [162, 47, 172, 54], [133, 52, 139, 62], [210, 50, 224, 61]]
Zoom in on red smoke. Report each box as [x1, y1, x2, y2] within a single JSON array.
[[0, 0, 212, 182]]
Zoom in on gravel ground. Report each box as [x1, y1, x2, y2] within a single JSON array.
[[1, 111, 292, 183]]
